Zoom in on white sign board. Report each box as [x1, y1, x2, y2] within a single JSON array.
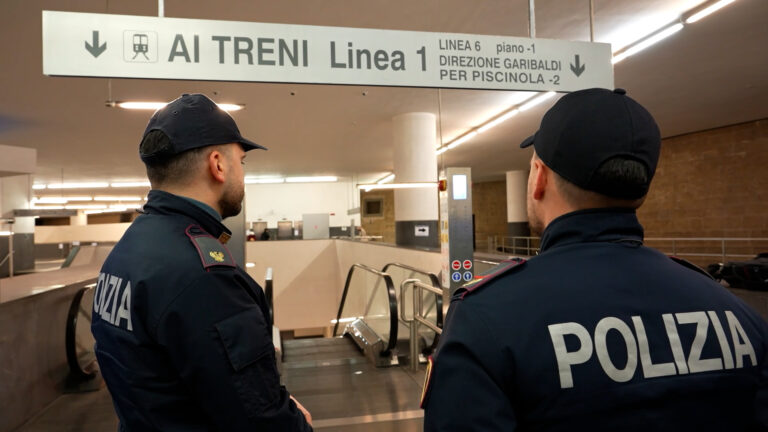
[[415, 225, 429, 237], [43, 11, 614, 91]]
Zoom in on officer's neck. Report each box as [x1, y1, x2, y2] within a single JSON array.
[[160, 181, 223, 217]]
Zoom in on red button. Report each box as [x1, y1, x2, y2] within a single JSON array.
[[463, 260, 472, 270], [451, 260, 461, 270]]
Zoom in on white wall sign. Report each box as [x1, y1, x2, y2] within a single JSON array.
[[43, 11, 614, 91], [415, 225, 429, 237]]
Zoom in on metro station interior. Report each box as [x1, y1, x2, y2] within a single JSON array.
[[1, 0, 767, 431]]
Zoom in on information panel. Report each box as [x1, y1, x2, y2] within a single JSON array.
[[43, 11, 614, 91]]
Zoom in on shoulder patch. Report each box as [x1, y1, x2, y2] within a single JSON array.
[[456, 257, 526, 299], [185, 225, 236, 269], [669, 255, 715, 280]]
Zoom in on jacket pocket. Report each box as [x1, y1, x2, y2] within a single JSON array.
[[215, 308, 280, 415]]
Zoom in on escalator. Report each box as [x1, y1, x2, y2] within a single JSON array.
[[278, 262, 445, 430], [330, 262, 444, 368]]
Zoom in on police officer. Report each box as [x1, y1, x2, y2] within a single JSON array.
[[91, 93, 313, 431], [422, 88, 768, 431]]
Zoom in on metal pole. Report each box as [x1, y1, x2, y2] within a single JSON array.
[[589, 0, 595, 42], [721, 240, 726, 262], [410, 282, 420, 371], [528, 0, 536, 38], [8, 233, 13, 278], [158, 0, 164, 17]]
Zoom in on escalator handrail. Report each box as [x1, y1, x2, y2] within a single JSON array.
[[333, 263, 399, 355], [66, 286, 97, 381], [381, 262, 444, 327], [382, 262, 444, 352]]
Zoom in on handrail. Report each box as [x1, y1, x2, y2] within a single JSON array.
[[264, 267, 274, 327], [490, 235, 768, 262], [65, 286, 97, 381], [333, 263, 399, 355], [401, 279, 445, 371], [382, 262, 444, 351]]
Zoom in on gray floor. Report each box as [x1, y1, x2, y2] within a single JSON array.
[[282, 337, 426, 431], [15, 337, 426, 432]]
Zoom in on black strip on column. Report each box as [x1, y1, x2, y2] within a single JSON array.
[[396, 220, 439, 248]]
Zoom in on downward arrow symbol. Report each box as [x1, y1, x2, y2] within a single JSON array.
[[570, 54, 586, 77], [85, 31, 107, 58]]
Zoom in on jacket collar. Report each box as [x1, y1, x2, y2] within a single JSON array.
[[539, 207, 644, 253], [142, 190, 233, 243]]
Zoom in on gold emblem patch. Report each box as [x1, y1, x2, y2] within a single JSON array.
[[209, 251, 225, 262]]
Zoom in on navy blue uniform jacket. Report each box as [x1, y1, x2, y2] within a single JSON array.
[[423, 208, 768, 431], [91, 190, 311, 431]]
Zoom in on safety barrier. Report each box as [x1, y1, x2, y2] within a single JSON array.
[[400, 279, 445, 371]]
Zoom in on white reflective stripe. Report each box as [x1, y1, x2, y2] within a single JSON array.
[[632, 316, 676, 378], [594, 317, 637, 383], [663, 313, 689, 374], [708, 311, 734, 369], [675, 311, 723, 373], [548, 322, 593, 389], [725, 311, 757, 368]]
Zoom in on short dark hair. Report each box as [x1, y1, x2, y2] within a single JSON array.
[[140, 130, 211, 187], [552, 157, 649, 209]]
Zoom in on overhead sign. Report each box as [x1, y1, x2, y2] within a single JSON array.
[[42, 11, 614, 91]]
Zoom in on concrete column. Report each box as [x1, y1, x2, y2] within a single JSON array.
[[70, 211, 87, 226], [393, 113, 439, 248], [506, 170, 530, 237]]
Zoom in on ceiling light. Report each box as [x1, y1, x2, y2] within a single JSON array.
[[47, 182, 109, 189], [612, 23, 684, 64], [436, 147, 449, 155], [61, 196, 93, 201], [32, 184, 46, 190], [286, 176, 338, 183], [32, 197, 68, 204], [518, 92, 557, 112], [245, 177, 285, 184], [477, 109, 519, 133], [116, 102, 166, 110], [357, 182, 436, 190], [113, 101, 244, 112], [0, 231, 13, 236], [110, 181, 151, 188], [446, 131, 478, 150], [94, 196, 142, 201], [377, 174, 395, 184], [685, 0, 735, 24]]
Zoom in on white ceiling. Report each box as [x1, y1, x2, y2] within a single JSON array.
[[1, 0, 766, 187]]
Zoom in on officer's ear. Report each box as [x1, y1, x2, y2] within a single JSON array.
[[530, 157, 548, 201], [206, 148, 227, 184]]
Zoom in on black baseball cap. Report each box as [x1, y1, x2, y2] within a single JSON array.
[[140, 93, 265, 163], [520, 88, 660, 199]]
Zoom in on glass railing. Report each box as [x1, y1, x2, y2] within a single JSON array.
[[333, 264, 398, 354], [381, 263, 443, 353]]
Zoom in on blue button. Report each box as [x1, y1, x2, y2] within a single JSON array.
[[452, 272, 462, 282], [463, 271, 473, 281]]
